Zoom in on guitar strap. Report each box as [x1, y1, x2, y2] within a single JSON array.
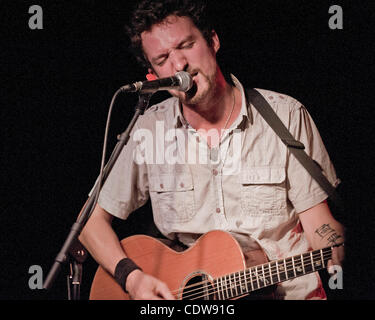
[[246, 88, 344, 213]]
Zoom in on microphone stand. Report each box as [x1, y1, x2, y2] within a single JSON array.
[[43, 92, 153, 297], [66, 238, 87, 300]]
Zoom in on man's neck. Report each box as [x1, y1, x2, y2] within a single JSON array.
[[181, 75, 239, 132]]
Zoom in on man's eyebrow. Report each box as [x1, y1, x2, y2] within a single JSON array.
[[176, 35, 194, 48], [151, 35, 195, 63]]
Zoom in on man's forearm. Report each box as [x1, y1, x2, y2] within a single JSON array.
[[299, 201, 345, 250], [78, 204, 127, 276], [313, 222, 345, 248]]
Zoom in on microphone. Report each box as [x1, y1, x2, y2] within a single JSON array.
[[121, 71, 193, 93]]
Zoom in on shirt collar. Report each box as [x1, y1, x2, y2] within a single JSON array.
[[174, 99, 189, 128], [230, 74, 253, 130]]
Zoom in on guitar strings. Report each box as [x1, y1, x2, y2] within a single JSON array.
[[171, 248, 329, 297], [192, 250, 332, 300], [172, 248, 332, 299], [171, 249, 332, 300], [181, 250, 332, 300], [171, 249, 331, 298], [179, 250, 332, 300]]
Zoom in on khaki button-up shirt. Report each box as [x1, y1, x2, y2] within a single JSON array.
[[95, 75, 340, 299]]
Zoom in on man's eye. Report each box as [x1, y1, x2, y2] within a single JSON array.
[[156, 58, 167, 66], [183, 42, 194, 49]]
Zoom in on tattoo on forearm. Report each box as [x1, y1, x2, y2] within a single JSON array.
[[315, 224, 335, 238], [327, 233, 343, 245], [315, 224, 343, 246]]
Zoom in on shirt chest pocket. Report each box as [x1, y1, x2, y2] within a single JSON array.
[[149, 172, 196, 224], [240, 167, 287, 217]]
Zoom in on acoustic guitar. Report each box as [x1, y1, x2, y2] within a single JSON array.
[[89, 230, 339, 300]]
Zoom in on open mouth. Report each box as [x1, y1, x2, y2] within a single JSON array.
[[186, 79, 198, 98], [191, 71, 198, 79], [184, 71, 198, 97]]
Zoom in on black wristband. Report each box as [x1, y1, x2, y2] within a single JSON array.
[[114, 258, 142, 293]]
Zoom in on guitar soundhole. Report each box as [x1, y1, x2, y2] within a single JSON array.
[[181, 273, 216, 300]]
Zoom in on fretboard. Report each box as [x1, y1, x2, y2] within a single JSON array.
[[214, 246, 333, 300]]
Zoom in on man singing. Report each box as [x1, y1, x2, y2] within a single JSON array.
[[79, 0, 344, 300]]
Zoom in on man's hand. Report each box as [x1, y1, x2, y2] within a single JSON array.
[[126, 269, 176, 300], [327, 244, 345, 273]]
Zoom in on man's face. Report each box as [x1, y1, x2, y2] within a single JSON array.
[[141, 15, 220, 105]]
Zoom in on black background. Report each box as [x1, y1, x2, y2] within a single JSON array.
[[1, 0, 374, 302]]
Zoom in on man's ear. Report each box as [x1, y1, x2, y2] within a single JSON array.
[[210, 30, 220, 54], [146, 68, 158, 80]]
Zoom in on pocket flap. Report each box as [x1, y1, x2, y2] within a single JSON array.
[[241, 167, 285, 184], [150, 173, 194, 192]]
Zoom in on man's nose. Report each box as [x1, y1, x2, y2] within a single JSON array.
[[170, 50, 188, 72]]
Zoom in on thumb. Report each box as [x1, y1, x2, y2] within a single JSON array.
[[154, 281, 176, 300]]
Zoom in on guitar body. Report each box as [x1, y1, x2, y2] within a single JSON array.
[[89, 230, 274, 300]]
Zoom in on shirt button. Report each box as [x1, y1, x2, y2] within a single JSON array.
[[212, 169, 218, 176], [216, 208, 221, 214]]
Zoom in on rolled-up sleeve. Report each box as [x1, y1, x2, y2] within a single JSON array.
[[286, 101, 340, 213], [90, 121, 150, 220]]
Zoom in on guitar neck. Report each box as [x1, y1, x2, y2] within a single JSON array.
[[214, 246, 335, 300]]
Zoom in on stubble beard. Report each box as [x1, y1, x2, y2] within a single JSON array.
[[181, 71, 217, 108]]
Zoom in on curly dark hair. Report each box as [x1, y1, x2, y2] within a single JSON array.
[[125, 0, 215, 69]]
